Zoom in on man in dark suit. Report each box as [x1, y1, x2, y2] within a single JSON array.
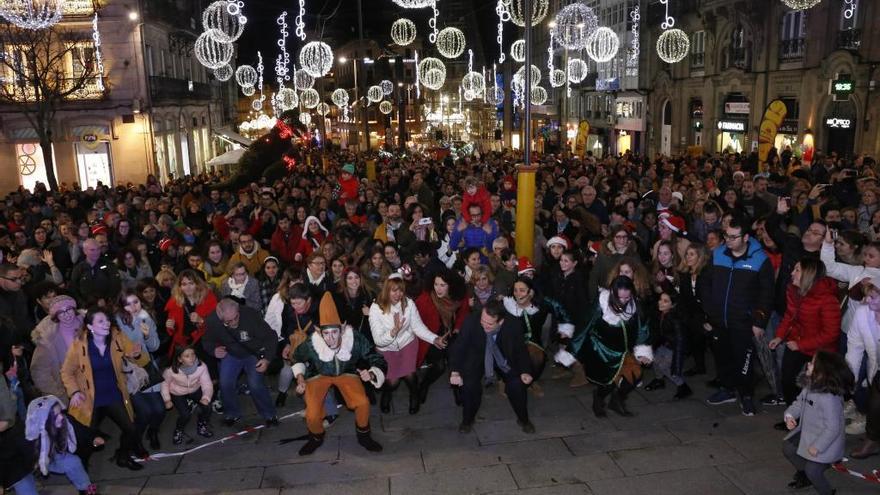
[[449, 299, 535, 434]]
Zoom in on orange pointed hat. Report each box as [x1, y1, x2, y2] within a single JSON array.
[[318, 292, 342, 329]]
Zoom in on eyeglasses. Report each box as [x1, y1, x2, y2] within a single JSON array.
[[1, 276, 22, 283], [57, 307, 75, 315], [613, 234, 629, 240], [723, 233, 744, 241]]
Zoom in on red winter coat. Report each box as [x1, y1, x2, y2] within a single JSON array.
[[774, 277, 841, 356], [164, 291, 218, 358], [461, 186, 492, 223], [295, 231, 330, 261], [271, 226, 303, 265], [414, 291, 471, 365], [336, 176, 360, 205]]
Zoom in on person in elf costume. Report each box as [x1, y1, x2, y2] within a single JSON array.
[[292, 292, 387, 456]]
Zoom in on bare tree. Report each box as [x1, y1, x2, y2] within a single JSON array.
[[0, 21, 101, 191]]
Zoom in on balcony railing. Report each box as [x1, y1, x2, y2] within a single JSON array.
[[690, 52, 705, 69], [837, 29, 861, 51], [725, 47, 750, 71], [62, 0, 98, 16], [1, 77, 106, 102], [150, 76, 214, 101], [779, 38, 805, 61]]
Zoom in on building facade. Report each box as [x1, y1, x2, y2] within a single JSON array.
[[0, 0, 238, 193], [643, 0, 880, 160]]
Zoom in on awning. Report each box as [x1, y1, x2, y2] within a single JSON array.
[[213, 127, 252, 147], [206, 148, 246, 167]]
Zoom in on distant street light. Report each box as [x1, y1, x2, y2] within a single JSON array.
[[128, 11, 139, 21]]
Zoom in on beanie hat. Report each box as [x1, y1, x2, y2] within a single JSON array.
[[318, 291, 342, 329], [546, 236, 570, 249], [659, 214, 687, 235], [89, 224, 107, 236], [517, 256, 535, 275], [342, 163, 356, 175], [158, 237, 176, 253], [49, 295, 76, 317]]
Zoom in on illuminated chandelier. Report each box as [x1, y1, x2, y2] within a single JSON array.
[[656, 0, 689, 63], [510, 39, 525, 63], [235, 65, 257, 88], [276, 87, 298, 111], [391, 18, 417, 46], [436, 27, 466, 59], [506, 0, 548, 27], [567, 58, 588, 83], [195, 31, 234, 69], [379, 101, 393, 114], [586, 27, 620, 63], [780, 0, 821, 10], [331, 88, 349, 107], [299, 41, 333, 77], [551, 2, 598, 50], [0, 0, 63, 30], [301, 88, 320, 108], [202, 1, 246, 43], [367, 85, 384, 103], [418, 57, 446, 90], [214, 64, 233, 81]]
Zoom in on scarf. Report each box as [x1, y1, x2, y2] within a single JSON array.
[[56, 316, 82, 354], [307, 269, 326, 286], [484, 326, 510, 385], [227, 276, 248, 298], [599, 289, 636, 325], [474, 285, 493, 305], [180, 361, 200, 376], [430, 292, 459, 332], [239, 243, 259, 259]]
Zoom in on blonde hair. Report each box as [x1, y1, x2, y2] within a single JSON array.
[[677, 243, 710, 275], [155, 268, 177, 288], [171, 269, 210, 305], [606, 257, 651, 298], [376, 277, 407, 313]]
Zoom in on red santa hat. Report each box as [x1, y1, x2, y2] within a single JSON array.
[[517, 256, 535, 275], [89, 224, 107, 236], [158, 237, 176, 253], [546, 236, 570, 250], [659, 213, 687, 235]]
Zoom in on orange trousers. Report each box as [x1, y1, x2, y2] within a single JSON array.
[[304, 374, 370, 434]]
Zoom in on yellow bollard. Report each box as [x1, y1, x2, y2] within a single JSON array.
[[366, 159, 376, 182], [514, 163, 537, 261]]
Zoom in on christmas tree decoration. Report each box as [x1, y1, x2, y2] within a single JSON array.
[[214, 63, 233, 81], [506, 0, 548, 27], [294, 68, 314, 90], [276, 87, 298, 111], [418, 57, 446, 90], [331, 88, 349, 107], [510, 39, 525, 63], [235, 65, 258, 88], [550, 69, 566, 87], [202, 1, 245, 43], [379, 100, 393, 114], [530, 86, 548, 105], [299, 41, 333, 78], [380, 80, 394, 96], [781, 0, 821, 10], [586, 26, 619, 63], [391, 18, 417, 46], [195, 31, 234, 69], [301, 88, 320, 108], [656, 0, 689, 63], [436, 27, 466, 59], [367, 85, 384, 103], [567, 57, 588, 83], [0, 0, 63, 30], [551, 2, 598, 50]]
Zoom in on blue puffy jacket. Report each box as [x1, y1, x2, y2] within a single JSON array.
[[704, 237, 775, 330]]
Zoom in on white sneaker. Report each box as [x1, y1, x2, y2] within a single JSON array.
[[846, 413, 866, 435], [843, 399, 857, 419]]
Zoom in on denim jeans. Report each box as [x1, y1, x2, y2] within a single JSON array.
[[11, 452, 92, 494], [219, 353, 277, 420], [131, 390, 166, 434]]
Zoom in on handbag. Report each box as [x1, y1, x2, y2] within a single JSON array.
[[121, 358, 149, 395]]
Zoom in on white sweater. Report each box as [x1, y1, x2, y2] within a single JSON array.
[[264, 293, 285, 340], [369, 298, 437, 352], [820, 241, 880, 334], [848, 304, 880, 386]]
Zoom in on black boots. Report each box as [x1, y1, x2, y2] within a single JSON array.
[[275, 391, 287, 407], [147, 427, 160, 450], [403, 375, 420, 414], [787, 470, 811, 489], [608, 388, 634, 417], [298, 432, 325, 456], [380, 385, 393, 413], [592, 388, 607, 418], [674, 383, 693, 400], [356, 425, 383, 452], [115, 452, 144, 471]]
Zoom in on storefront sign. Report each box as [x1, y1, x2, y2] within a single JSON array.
[[717, 120, 746, 132], [831, 78, 854, 98], [825, 117, 852, 129], [596, 77, 620, 92], [82, 133, 98, 143], [777, 122, 798, 135], [724, 102, 750, 114]]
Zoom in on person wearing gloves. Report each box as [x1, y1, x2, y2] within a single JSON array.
[[292, 292, 387, 456], [30, 296, 83, 405], [555, 276, 653, 418], [369, 274, 447, 415]]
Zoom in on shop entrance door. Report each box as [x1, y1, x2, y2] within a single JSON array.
[[74, 141, 112, 188]]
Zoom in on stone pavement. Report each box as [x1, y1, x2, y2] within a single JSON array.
[[37, 368, 880, 494]]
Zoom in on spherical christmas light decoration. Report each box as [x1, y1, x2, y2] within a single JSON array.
[[390, 18, 417, 46], [463, 89, 476, 101], [567, 58, 588, 83], [299, 112, 312, 125], [461, 71, 485, 95], [301, 88, 320, 108], [380, 80, 394, 96], [293, 69, 314, 90], [251, 99, 263, 111], [276, 87, 299, 111], [391, 0, 434, 7], [550, 69, 566, 87], [510, 39, 526, 63], [317, 102, 330, 116], [436, 27, 466, 59], [0, 0, 63, 30], [515, 64, 541, 86], [656, 28, 690, 63], [331, 88, 349, 107], [235, 65, 258, 88], [530, 86, 548, 105], [486, 86, 504, 105], [242, 85, 256, 96], [379, 101, 393, 114], [780, 0, 821, 10], [213, 64, 233, 81], [418, 57, 446, 90], [507, 0, 549, 27], [202, 1, 246, 43], [299, 41, 333, 77], [195, 31, 234, 69], [586, 26, 620, 63], [551, 2, 599, 50], [367, 85, 383, 103]]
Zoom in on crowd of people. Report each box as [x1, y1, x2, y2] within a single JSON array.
[[0, 145, 878, 495]]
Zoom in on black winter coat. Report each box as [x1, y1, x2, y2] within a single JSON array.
[[449, 313, 532, 382]]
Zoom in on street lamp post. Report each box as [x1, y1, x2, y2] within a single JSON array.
[[515, 0, 537, 261], [357, 0, 370, 152]]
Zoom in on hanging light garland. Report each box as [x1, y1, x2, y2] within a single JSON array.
[[316, 102, 330, 116], [530, 86, 548, 106], [294, 0, 306, 40], [331, 88, 349, 107], [275, 12, 291, 87], [367, 85, 383, 103], [276, 87, 298, 111], [418, 57, 446, 90], [428, 0, 439, 43], [495, 0, 507, 63], [461, 49, 485, 96], [214, 63, 233, 81], [252, 50, 265, 111], [380, 80, 394, 96], [379, 100, 393, 114], [656, 0, 689, 63], [436, 27, 466, 59], [203, 1, 245, 43], [299, 41, 333, 77], [91, 13, 105, 92], [567, 57, 588, 83], [391, 18, 417, 46], [510, 39, 526, 63], [547, 28, 555, 72], [628, 5, 640, 67], [586, 26, 620, 63], [236, 65, 257, 88], [551, 2, 598, 50], [506, 0, 548, 27], [780, 0, 821, 10], [391, 0, 434, 7], [486, 63, 503, 105], [550, 69, 566, 87], [195, 31, 234, 69], [0, 0, 63, 30], [842, 0, 856, 19], [294, 68, 314, 90]]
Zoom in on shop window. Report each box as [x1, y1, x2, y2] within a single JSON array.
[[74, 141, 112, 189], [16, 143, 56, 192]]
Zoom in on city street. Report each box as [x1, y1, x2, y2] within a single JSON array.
[[37, 370, 880, 494]]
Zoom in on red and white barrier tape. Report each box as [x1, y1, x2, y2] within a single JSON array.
[[832, 459, 880, 484]]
